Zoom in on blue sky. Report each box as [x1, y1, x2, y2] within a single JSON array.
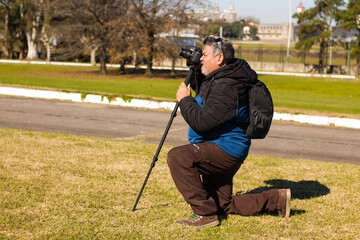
[[206, 0, 348, 24]]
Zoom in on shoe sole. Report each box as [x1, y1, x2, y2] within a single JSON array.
[[177, 220, 220, 228], [200, 220, 220, 228], [284, 189, 291, 218]]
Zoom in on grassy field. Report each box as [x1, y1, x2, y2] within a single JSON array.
[[1, 63, 359, 238], [0, 127, 359, 239], [0, 63, 182, 101], [0, 63, 359, 118]]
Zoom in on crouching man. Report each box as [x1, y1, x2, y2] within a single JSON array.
[[167, 36, 291, 228]]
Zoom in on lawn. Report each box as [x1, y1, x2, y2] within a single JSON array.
[[0, 63, 182, 101], [261, 74, 360, 117], [0, 127, 359, 239], [1, 63, 359, 118], [1, 62, 359, 238]]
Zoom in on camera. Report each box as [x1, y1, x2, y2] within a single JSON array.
[[179, 47, 202, 66]]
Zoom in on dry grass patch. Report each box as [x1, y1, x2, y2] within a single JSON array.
[[0, 127, 359, 239]]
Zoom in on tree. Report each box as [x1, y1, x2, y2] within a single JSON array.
[[130, 0, 165, 77], [17, 0, 46, 60], [337, 0, 360, 75], [200, 20, 220, 37], [130, 0, 198, 77], [294, 0, 345, 73], [0, 0, 26, 59], [163, 1, 200, 75], [109, 16, 134, 74], [200, 20, 248, 40], [249, 26, 258, 40], [39, 0, 57, 62], [52, 0, 129, 75]]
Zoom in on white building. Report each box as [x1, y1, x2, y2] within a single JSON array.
[[221, 3, 237, 23], [257, 23, 294, 41], [256, 3, 302, 41], [196, 3, 237, 23]]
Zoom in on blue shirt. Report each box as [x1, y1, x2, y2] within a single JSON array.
[[188, 94, 251, 160]]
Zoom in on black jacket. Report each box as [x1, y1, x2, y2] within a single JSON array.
[[179, 58, 258, 159]]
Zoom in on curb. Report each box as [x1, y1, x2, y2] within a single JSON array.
[[1, 86, 359, 130]]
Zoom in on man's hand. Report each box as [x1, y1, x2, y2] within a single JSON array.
[[176, 82, 191, 102]]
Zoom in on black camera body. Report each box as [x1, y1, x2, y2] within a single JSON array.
[[179, 47, 202, 66]]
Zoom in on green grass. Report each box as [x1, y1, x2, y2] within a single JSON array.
[[0, 63, 182, 100], [0, 127, 359, 239], [1, 63, 360, 117], [260, 75, 360, 116]]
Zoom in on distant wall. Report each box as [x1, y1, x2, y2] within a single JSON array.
[[247, 62, 358, 75]]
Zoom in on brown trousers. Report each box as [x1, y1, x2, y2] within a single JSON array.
[[167, 142, 279, 216]]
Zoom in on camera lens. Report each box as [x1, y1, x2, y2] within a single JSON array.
[[179, 48, 193, 60]]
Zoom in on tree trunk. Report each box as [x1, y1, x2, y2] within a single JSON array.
[[2, 0, 10, 58], [19, 3, 25, 59], [26, 23, 39, 60], [318, 42, 325, 73], [99, 46, 107, 75], [26, 37, 38, 59], [119, 59, 125, 74], [19, 34, 26, 59], [133, 51, 140, 70], [46, 42, 51, 62], [145, 59, 153, 77], [145, 31, 154, 77], [171, 57, 176, 76], [90, 47, 97, 66], [1, 46, 8, 58]]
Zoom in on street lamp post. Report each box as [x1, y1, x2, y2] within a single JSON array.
[[329, 26, 333, 66], [286, 0, 292, 63], [219, 17, 223, 38]]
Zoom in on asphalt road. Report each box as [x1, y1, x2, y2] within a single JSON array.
[[1, 96, 360, 165]]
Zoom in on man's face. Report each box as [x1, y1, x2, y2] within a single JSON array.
[[200, 45, 222, 76]]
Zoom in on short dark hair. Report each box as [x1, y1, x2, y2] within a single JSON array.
[[203, 36, 235, 64]]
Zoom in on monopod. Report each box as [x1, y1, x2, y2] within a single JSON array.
[[132, 66, 196, 211]]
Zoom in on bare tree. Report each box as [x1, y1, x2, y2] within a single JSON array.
[[39, 0, 58, 62], [165, 1, 201, 75], [130, 0, 199, 77], [109, 19, 133, 74], [52, 0, 129, 74], [16, 0, 46, 60]]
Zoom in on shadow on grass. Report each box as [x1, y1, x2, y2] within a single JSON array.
[[233, 179, 329, 217], [238, 179, 330, 200]]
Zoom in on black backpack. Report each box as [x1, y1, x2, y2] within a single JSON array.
[[243, 80, 274, 139]]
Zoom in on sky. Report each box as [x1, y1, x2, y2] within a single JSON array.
[[206, 0, 348, 24]]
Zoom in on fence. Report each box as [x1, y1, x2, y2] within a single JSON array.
[[154, 43, 359, 75]]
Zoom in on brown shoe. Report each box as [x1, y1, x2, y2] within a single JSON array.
[[277, 189, 291, 217], [177, 214, 220, 228]]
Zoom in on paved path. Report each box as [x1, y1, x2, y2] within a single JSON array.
[[1, 96, 359, 165]]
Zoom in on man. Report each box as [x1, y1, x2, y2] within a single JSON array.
[[167, 36, 291, 228]]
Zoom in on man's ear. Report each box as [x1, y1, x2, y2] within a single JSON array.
[[216, 54, 225, 66]]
